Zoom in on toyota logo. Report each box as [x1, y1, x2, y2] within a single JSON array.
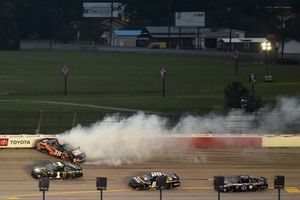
[[0, 139, 8, 146]]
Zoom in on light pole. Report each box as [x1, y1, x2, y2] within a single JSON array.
[[38, 177, 49, 200], [61, 64, 69, 95], [160, 67, 167, 97], [261, 41, 272, 82], [96, 177, 107, 200], [233, 50, 239, 76]]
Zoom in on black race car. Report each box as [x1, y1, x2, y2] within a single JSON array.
[[36, 138, 86, 163], [215, 175, 268, 192], [129, 171, 180, 190], [31, 161, 83, 179]]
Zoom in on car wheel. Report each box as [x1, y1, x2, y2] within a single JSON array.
[[227, 187, 234, 192], [41, 173, 47, 178], [68, 174, 74, 180], [166, 184, 171, 189], [41, 149, 48, 154]]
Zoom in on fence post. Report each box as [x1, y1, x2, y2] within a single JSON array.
[[36, 110, 44, 134], [72, 112, 77, 127]]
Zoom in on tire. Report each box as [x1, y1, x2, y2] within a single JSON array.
[[41, 149, 48, 154], [227, 187, 234, 192]]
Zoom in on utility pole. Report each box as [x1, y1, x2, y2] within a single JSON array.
[[228, 6, 232, 52], [109, 0, 113, 46]]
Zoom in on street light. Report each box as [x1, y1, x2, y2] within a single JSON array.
[[96, 177, 107, 200], [38, 177, 49, 200], [261, 41, 272, 82], [160, 67, 167, 97]]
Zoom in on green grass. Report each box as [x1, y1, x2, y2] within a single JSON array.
[[0, 50, 299, 133]]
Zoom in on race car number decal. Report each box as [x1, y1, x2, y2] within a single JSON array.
[[151, 181, 156, 188], [241, 185, 248, 191], [151, 172, 163, 177], [72, 149, 82, 156], [133, 177, 141, 183], [55, 150, 62, 156], [56, 172, 61, 179]]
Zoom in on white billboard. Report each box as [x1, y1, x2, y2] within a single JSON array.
[[83, 2, 123, 18], [175, 12, 205, 27]]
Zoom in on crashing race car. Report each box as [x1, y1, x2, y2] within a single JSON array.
[[129, 171, 180, 190], [31, 161, 83, 179], [36, 138, 86, 163], [215, 175, 268, 192]]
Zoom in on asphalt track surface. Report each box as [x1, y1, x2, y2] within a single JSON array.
[[1, 148, 300, 200]]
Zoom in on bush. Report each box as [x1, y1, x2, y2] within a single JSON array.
[[224, 81, 262, 112]]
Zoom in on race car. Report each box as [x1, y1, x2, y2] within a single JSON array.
[[31, 161, 83, 179], [129, 171, 180, 190], [36, 138, 86, 163], [215, 175, 268, 192]]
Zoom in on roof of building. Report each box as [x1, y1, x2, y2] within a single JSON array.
[[218, 38, 268, 43], [112, 30, 142, 36], [143, 26, 245, 38], [145, 26, 210, 34]]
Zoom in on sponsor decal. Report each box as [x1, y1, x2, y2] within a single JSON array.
[[10, 140, 31, 145], [0, 138, 8, 146]]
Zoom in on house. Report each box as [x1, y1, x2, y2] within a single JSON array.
[[111, 30, 142, 47], [137, 26, 245, 49], [217, 38, 268, 53], [137, 26, 206, 49], [278, 40, 300, 54]]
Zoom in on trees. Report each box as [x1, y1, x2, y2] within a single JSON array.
[[0, 0, 19, 49], [0, 0, 298, 43], [224, 81, 263, 113]]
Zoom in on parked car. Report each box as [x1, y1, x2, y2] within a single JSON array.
[[215, 175, 268, 192], [31, 161, 83, 179], [129, 171, 180, 190], [36, 138, 86, 163]]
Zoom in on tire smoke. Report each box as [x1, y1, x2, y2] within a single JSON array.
[[60, 97, 299, 165]]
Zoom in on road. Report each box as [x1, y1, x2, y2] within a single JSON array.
[[1, 148, 300, 200]]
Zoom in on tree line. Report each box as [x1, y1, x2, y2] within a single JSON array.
[[0, 0, 299, 47]]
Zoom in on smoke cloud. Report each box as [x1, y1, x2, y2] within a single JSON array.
[[60, 96, 299, 165]]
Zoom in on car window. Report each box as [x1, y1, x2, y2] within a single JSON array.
[[141, 173, 152, 181], [61, 143, 75, 152], [64, 167, 71, 171], [45, 163, 56, 171], [240, 177, 249, 183]]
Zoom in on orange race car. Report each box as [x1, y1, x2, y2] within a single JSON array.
[[36, 138, 86, 163]]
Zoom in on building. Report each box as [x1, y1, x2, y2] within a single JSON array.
[[217, 38, 268, 53], [278, 40, 300, 54], [110, 30, 142, 47], [137, 26, 245, 49]]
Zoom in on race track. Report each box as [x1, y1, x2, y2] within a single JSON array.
[[1, 148, 300, 200]]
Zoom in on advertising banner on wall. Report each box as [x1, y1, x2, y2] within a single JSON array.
[[83, 2, 123, 18], [0, 135, 55, 148], [175, 12, 205, 27]]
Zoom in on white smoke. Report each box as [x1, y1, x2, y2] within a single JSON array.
[[60, 97, 300, 165], [60, 113, 169, 166]]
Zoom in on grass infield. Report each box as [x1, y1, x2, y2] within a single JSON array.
[[0, 50, 299, 133]]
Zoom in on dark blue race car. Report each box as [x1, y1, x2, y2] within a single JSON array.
[[129, 171, 180, 190], [216, 175, 268, 192]]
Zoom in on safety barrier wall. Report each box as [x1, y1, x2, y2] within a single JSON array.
[[175, 136, 262, 148], [0, 134, 54, 148], [262, 135, 300, 147], [1, 134, 300, 148]]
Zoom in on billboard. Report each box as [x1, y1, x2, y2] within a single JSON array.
[[83, 2, 123, 18], [175, 12, 205, 27]]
